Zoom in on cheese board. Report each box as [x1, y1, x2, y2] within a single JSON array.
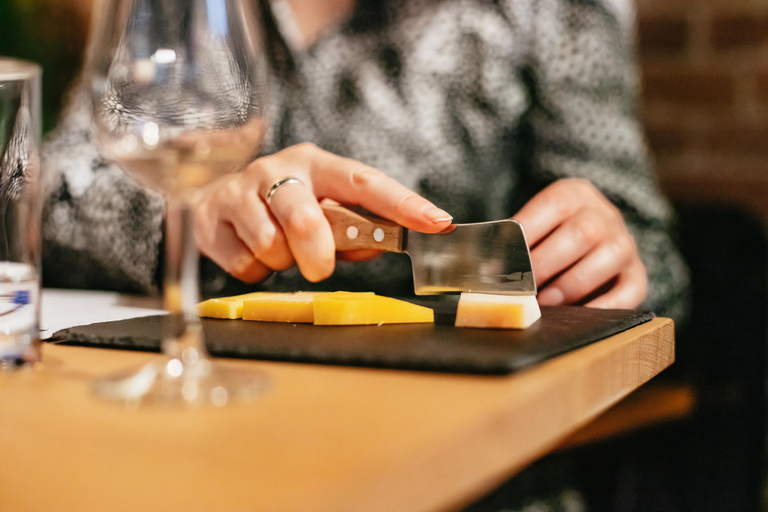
[[51, 298, 654, 375]]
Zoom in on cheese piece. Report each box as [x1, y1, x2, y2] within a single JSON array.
[[313, 294, 434, 326], [242, 292, 317, 323], [242, 292, 375, 323], [455, 293, 541, 329], [198, 292, 276, 319]]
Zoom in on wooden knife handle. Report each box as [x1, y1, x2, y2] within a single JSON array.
[[321, 203, 405, 253]]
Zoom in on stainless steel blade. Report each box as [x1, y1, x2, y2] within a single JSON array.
[[405, 220, 536, 296]]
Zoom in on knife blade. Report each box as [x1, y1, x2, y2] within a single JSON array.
[[321, 204, 537, 296]]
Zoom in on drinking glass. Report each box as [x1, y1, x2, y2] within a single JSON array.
[[0, 58, 42, 370], [87, 0, 270, 405]]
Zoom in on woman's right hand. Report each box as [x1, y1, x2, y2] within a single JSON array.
[[193, 143, 454, 283]]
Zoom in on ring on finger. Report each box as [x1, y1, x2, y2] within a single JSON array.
[[264, 177, 305, 205]]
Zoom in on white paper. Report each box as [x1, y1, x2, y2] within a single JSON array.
[[41, 289, 166, 339]]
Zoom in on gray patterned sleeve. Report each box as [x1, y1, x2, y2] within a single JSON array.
[[522, 0, 689, 321], [41, 79, 165, 294]]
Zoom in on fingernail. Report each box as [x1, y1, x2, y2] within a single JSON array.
[[423, 205, 453, 223], [538, 287, 564, 306]]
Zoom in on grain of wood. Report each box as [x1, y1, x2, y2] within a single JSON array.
[[0, 318, 674, 512]]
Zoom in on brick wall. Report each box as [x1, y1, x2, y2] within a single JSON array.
[[637, 0, 768, 219]]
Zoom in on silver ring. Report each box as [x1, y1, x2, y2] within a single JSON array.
[[264, 177, 304, 205]]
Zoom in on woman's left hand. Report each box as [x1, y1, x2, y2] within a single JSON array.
[[513, 179, 647, 309]]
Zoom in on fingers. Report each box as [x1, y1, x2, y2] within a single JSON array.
[[196, 143, 451, 284], [219, 187, 294, 272], [196, 219, 272, 284], [265, 179, 336, 282], [585, 261, 647, 309], [514, 180, 585, 245], [513, 179, 648, 308], [305, 147, 452, 233], [537, 235, 636, 306], [529, 208, 611, 286]]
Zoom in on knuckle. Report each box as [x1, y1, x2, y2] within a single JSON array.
[[229, 256, 256, 281], [545, 185, 577, 219], [610, 234, 635, 261], [573, 178, 596, 194], [284, 142, 320, 163], [286, 207, 325, 236], [244, 159, 268, 180], [569, 267, 592, 290], [220, 179, 244, 203], [560, 178, 597, 197], [560, 272, 590, 302], [250, 225, 278, 257], [295, 142, 319, 153], [393, 191, 422, 211], [572, 212, 604, 246], [612, 208, 628, 230], [257, 146, 315, 186], [349, 165, 382, 189]]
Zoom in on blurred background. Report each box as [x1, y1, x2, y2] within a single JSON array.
[[0, 0, 768, 210], [1, 0, 767, 510], [2, 0, 767, 215], [638, 0, 768, 221], [0, 0, 90, 132]]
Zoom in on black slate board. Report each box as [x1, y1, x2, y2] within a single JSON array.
[[52, 299, 653, 375]]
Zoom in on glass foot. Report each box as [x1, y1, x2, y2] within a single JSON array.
[[92, 358, 271, 407]]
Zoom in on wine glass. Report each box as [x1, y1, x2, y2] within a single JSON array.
[[87, 0, 270, 405]]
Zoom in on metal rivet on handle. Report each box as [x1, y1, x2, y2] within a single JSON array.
[[346, 226, 359, 240], [373, 228, 385, 242]]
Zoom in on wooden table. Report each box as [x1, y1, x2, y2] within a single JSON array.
[[0, 292, 674, 512]]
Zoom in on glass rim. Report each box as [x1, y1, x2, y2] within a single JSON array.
[[0, 57, 41, 81]]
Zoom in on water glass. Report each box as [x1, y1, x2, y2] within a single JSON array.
[[0, 58, 42, 369]]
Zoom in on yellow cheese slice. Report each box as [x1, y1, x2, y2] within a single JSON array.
[[455, 293, 541, 329], [242, 292, 318, 323], [313, 294, 434, 326], [242, 292, 375, 323], [197, 292, 276, 319], [415, 285, 462, 294]]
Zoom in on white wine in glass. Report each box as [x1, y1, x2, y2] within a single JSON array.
[[88, 0, 270, 405]]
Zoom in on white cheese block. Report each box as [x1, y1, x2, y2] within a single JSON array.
[[455, 293, 541, 329]]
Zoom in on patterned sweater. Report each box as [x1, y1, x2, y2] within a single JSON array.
[[41, 0, 689, 322]]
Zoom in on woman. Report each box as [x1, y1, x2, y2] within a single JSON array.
[[41, 0, 688, 317], [41, 1, 689, 507]]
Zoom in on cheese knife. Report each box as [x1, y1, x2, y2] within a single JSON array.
[[321, 204, 537, 296]]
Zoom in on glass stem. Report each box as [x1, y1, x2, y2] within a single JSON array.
[[162, 198, 207, 363]]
